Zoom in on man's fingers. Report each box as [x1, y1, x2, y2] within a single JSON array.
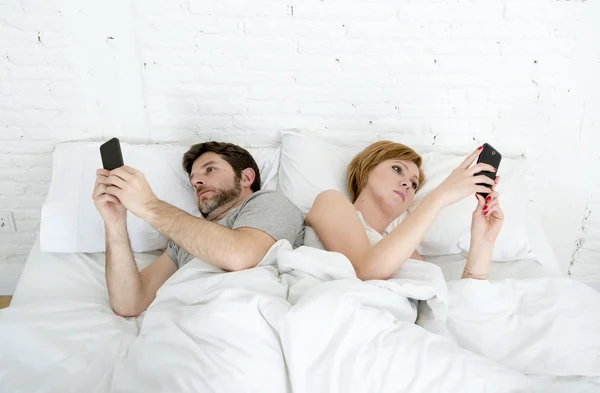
[[105, 185, 123, 198], [96, 194, 121, 205], [460, 147, 483, 169], [92, 184, 108, 198], [96, 169, 110, 176], [106, 175, 127, 189], [120, 166, 140, 176], [110, 167, 135, 181]]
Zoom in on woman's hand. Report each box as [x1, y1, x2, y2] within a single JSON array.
[[471, 176, 504, 245], [429, 147, 498, 207]]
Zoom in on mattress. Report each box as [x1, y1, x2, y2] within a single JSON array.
[[11, 235, 160, 311]]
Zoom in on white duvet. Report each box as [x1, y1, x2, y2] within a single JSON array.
[[1, 240, 600, 393]]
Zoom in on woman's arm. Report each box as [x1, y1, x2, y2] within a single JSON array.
[[462, 178, 504, 280], [410, 250, 425, 261], [305, 190, 374, 275], [307, 148, 497, 280], [306, 190, 443, 280]]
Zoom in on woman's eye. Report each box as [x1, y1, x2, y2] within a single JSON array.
[[412, 182, 418, 190], [392, 165, 402, 174]]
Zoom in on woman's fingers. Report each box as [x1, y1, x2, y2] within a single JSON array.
[[483, 198, 499, 212], [475, 194, 485, 209], [468, 162, 497, 176], [475, 185, 493, 195], [484, 191, 499, 203], [460, 147, 484, 169], [473, 175, 496, 187], [485, 202, 504, 219]]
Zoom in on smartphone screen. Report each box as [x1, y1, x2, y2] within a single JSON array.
[[100, 138, 124, 171], [475, 143, 502, 197]]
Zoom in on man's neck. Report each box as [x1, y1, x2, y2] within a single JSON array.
[[207, 189, 255, 222]]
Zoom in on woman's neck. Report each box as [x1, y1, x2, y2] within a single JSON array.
[[353, 193, 395, 234]]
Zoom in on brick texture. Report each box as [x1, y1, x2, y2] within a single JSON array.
[[1, 0, 599, 286]]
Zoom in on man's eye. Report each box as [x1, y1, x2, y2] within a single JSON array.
[[207, 167, 216, 173], [392, 165, 402, 174]]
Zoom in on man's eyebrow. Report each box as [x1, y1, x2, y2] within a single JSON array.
[[189, 161, 219, 180], [394, 161, 420, 185]]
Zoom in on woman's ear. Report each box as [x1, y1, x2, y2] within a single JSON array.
[[240, 168, 256, 188]]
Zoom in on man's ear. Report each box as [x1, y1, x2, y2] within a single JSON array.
[[240, 168, 256, 188]]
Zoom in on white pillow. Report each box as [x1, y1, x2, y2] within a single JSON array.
[[279, 131, 534, 262], [278, 133, 364, 215], [390, 151, 535, 261], [40, 142, 281, 253]]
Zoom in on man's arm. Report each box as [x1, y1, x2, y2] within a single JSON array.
[[103, 166, 278, 272], [105, 222, 176, 317], [140, 199, 275, 271]]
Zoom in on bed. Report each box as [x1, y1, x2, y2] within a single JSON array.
[[1, 134, 600, 393]]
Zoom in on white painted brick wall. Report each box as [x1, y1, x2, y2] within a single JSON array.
[[1, 0, 599, 292]]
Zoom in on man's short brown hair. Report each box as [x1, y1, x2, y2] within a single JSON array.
[[182, 141, 261, 192], [347, 141, 425, 202]]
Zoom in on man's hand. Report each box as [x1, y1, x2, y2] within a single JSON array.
[[105, 166, 158, 219], [93, 169, 127, 225]]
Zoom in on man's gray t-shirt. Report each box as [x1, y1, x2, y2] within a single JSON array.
[[166, 189, 304, 269]]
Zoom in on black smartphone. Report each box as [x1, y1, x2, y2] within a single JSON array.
[[100, 137, 124, 171], [475, 143, 501, 197]]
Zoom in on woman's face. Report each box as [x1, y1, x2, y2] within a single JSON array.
[[362, 159, 421, 217]]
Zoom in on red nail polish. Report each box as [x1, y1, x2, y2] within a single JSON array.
[[484, 211, 488, 216], [486, 196, 491, 202], [483, 205, 488, 211], [477, 146, 483, 150]]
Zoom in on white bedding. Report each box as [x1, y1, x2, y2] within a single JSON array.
[[276, 243, 600, 393], [2, 236, 599, 392]]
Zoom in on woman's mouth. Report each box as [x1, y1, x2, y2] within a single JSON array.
[[393, 190, 406, 202]]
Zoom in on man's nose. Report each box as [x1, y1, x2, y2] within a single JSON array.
[[194, 179, 205, 189]]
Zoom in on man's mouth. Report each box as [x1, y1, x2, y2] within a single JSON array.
[[197, 190, 212, 198]]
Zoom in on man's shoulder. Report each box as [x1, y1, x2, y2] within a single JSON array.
[[243, 189, 299, 211]]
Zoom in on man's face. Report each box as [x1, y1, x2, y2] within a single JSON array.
[[189, 152, 242, 219]]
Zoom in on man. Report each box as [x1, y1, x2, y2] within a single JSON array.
[[92, 141, 304, 317]]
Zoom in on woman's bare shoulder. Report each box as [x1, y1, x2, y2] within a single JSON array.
[[307, 190, 353, 220]]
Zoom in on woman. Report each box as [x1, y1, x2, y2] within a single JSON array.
[[305, 141, 501, 280], [294, 141, 600, 389]]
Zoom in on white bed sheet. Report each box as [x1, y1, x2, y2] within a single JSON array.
[[4, 210, 594, 393], [11, 234, 160, 311]]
